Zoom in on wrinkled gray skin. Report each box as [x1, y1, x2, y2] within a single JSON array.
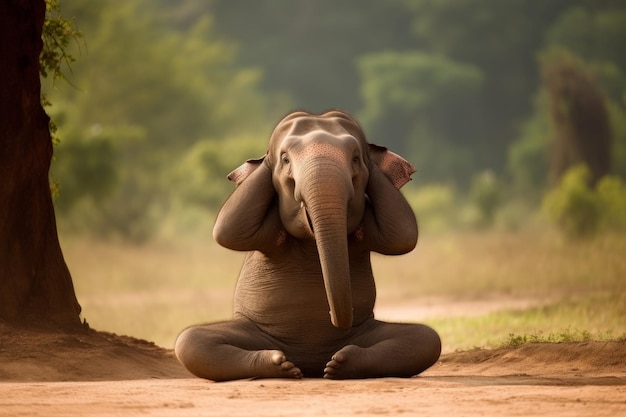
[[175, 110, 441, 381]]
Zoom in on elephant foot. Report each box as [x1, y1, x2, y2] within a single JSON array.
[[255, 350, 303, 379], [323, 345, 371, 379]]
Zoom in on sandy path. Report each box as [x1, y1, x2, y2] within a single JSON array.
[[0, 323, 624, 417], [2, 371, 624, 417]]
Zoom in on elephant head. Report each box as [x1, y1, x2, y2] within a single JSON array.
[[228, 110, 415, 328]]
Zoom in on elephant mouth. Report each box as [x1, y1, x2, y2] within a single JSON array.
[[300, 202, 315, 235]]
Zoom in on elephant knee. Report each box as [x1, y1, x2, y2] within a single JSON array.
[[418, 324, 442, 369], [174, 327, 218, 378], [174, 327, 213, 366], [174, 327, 194, 365]]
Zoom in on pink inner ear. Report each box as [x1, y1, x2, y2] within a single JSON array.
[[369, 146, 416, 189], [227, 156, 265, 185]]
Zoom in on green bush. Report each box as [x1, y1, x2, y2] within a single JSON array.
[[404, 184, 457, 232], [171, 135, 267, 210], [597, 175, 626, 230], [469, 170, 502, 227], [542, 165, 600, 238], [542, 164, 626, 238]]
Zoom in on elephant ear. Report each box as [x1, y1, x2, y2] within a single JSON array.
[[227, 155, 266, 185], [368, 143, 416, 189]]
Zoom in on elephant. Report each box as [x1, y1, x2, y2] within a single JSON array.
[[175, 110, 441, 381]]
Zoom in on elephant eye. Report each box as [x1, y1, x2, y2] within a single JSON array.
[[352, 156, 360, 164], [281, 153, 290, 165]]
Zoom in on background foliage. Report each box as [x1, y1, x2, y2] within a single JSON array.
[[44, 0, 626, 241]]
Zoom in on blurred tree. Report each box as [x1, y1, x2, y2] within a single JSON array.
[[359, 51, 483, 183], [0, 0, 81, 327], [207, 0, 622, 184], [546, 6, 626, 99], [607, 102, 626, 180], [195, 0, 626, 187], [399, 0, 579, 176], [403, 184, 457, 232], [541, 49, 612, 185], [470, 170, 502, 227], [208, 0, 414, 114], [507, 93, 551, 196], [45, 0, 626, 239], [545, 5, 626, 178], [47, 0, 272, 240], [508, 2, 626, 195], [172, 135, 267, 209]]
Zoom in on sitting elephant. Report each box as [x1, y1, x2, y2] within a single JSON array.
[[175, 110, 441, 381]]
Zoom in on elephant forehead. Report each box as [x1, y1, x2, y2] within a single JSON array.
[[283, 132, 360, 161], [288, 116, 360, 137], [270, 111, 366, 146]]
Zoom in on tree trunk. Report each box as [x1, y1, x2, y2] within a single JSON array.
[[543, 55, 612, 186], [0, 0, 81, 328]]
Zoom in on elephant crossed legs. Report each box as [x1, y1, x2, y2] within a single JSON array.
[[175, 320, 303, 381], [324, 320, 441, 379], [175, 318, 441, 381]]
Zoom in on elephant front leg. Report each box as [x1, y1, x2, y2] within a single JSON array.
[[175, 320, 302, 381], [323, 320, 441, 379]]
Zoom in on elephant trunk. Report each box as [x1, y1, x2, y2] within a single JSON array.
[[298, 159, 354, 329]]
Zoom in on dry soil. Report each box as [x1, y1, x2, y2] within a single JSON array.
[[0, 323, 625, 416]]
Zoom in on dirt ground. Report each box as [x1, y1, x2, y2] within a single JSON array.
[[0, 323, 624, 417]]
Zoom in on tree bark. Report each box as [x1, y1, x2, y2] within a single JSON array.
[[0, 0, 81, 327]]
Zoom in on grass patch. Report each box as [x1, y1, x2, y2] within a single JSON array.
[[425, 292, 626, 352], [498, 328, 626, 348], [373, 230, 626, 300]]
